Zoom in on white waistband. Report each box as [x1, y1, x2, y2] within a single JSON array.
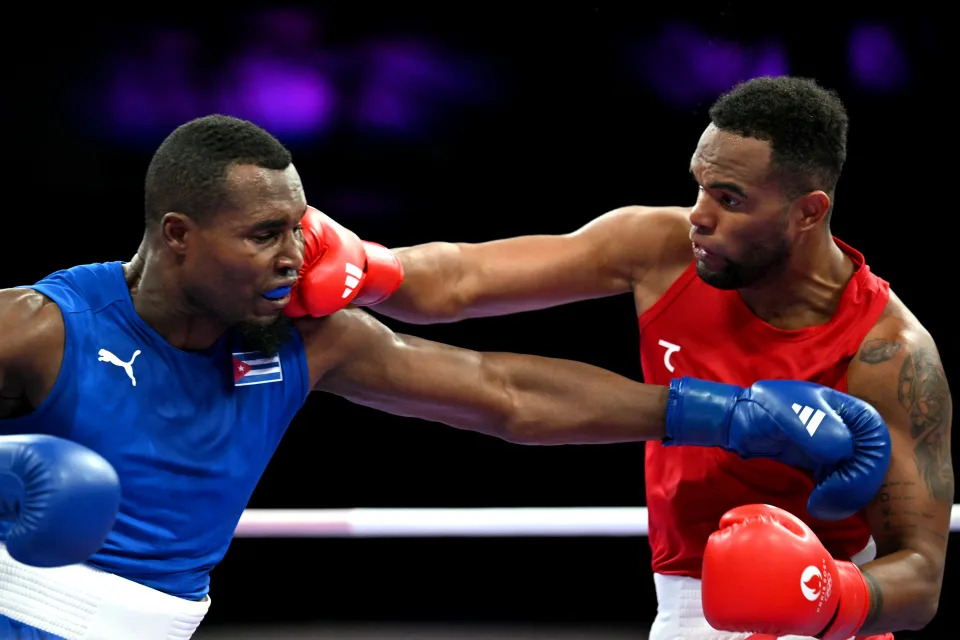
[[649, 536, 876, 640], [650, 572, 866, 640], [650, 573, 754, 640], [0, 543, 210, 640]]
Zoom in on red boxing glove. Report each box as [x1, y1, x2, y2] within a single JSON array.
[[354, 240, 404, 306], [702, 504, 870, 640], [284, 207, 404, 318]]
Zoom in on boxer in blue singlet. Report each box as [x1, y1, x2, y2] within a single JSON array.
[[0, 114, 891, 638]]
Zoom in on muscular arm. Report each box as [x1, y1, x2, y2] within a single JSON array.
[[372, 206, 692, 324], [301, 308, 670, 444], [845, 296, 953, 633], [0, 288, 64, 422]]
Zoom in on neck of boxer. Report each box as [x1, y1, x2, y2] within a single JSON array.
[[124, 237, 232, 352], [737, 229, 855, 331]]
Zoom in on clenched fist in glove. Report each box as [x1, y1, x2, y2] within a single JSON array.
[[1, 434, 121, 567], [664, 377, 890, 520], [702, 504, 872, 640], [280, 206, 404, 318]]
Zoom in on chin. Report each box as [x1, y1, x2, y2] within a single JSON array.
[[695, 261, 742, 290], [237, 314, 294, 356], [696, 257, 779, 290], [246, 311, 283, 326]]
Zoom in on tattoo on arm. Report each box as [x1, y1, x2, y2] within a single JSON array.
[[874, 481, 945, 542], [861, 569, 884, 627], [859, 338, 901, 364], [897, 348, 953, 502]]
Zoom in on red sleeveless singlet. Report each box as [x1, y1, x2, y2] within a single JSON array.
[[637, 239, 890, 577]]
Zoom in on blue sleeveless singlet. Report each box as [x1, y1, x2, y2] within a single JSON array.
[[1, 261, 311, 600]]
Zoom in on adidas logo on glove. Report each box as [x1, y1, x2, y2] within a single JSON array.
[[792, 403, 826, 436], [343, 262, 363, 299]]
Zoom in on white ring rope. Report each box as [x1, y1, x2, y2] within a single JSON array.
[[234, 505, 960, 538]]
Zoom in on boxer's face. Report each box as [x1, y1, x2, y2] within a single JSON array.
[[179, 163, 306, 336], [687, 125, 795, 290]]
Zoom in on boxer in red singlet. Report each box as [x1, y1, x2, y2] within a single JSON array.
[[369, 76, 953, 639]]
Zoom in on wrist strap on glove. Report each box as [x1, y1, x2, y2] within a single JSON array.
[[664, 377, 742, 447], [820, 561, 870, 640]]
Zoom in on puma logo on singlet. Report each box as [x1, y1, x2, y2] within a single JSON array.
[[657, 339, 681, 373], [98, 348, 142, 386], [343, 262, 363, 298]]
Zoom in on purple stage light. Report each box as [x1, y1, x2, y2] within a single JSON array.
[[631, 22, 789, 108], [217, 55, 336, 139], [102, 28, 205, 142], [356, 39, 494, 136], [848, 23, 909, 92]]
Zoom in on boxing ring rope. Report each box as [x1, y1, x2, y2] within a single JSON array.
[[234, 505, 960, 537]]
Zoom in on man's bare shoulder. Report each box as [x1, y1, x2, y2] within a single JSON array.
[[593, 205, 691, 239], [0, 288, 65, 405], [861, 289, 933, 348], [0, 288, 65, 358], [580, 205, 693, 270], [849, 288, 944, 389]]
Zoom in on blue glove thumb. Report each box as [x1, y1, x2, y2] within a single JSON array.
[[805, 388, 892, 520]]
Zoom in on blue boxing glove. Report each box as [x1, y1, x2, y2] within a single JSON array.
[[0, 434, 121, 567], [664, 377, 890, 521]]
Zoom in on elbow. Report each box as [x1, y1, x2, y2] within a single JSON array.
[[916, 602, 940, 631], [481, 356, 580, 446], [388, 244, 471, 324], [496, 395, 540, 444], [907, 580, 943, 631], [900, 599, 940, 632], [369, 297, 460, 325], [897, 553, 946, 631], [380, 283, 468, 325], [417, 277, 473, 325], [414, 294, 469, 324], [914, 556, 947, 630], [500, 417, 548, 445], [502, 408, 578, 445]]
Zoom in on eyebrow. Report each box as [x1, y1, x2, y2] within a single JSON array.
[[707, 181, 749, 200], [689, 169, 749, 200], [248, 218, 291, 233]]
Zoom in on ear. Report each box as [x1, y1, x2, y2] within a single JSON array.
[[793, 191, 831, 231], [160, 212, 196, 255]]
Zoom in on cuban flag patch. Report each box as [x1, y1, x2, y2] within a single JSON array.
[[232, 351, 283, 386]]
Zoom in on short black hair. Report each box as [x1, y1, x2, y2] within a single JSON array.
[[144, 114, 293, 227], [708, 76, 848, 200]]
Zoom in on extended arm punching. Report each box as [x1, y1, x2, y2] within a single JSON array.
[[307, 308, 670, 445], [296, 305, 890, 520], [371, 206, 692, 324]]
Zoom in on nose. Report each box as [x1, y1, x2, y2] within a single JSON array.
[[277, 227, 305, 274], [688, 189, 717, 235]]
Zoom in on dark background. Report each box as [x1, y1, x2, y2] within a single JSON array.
[[6, 3, 954, 637]]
